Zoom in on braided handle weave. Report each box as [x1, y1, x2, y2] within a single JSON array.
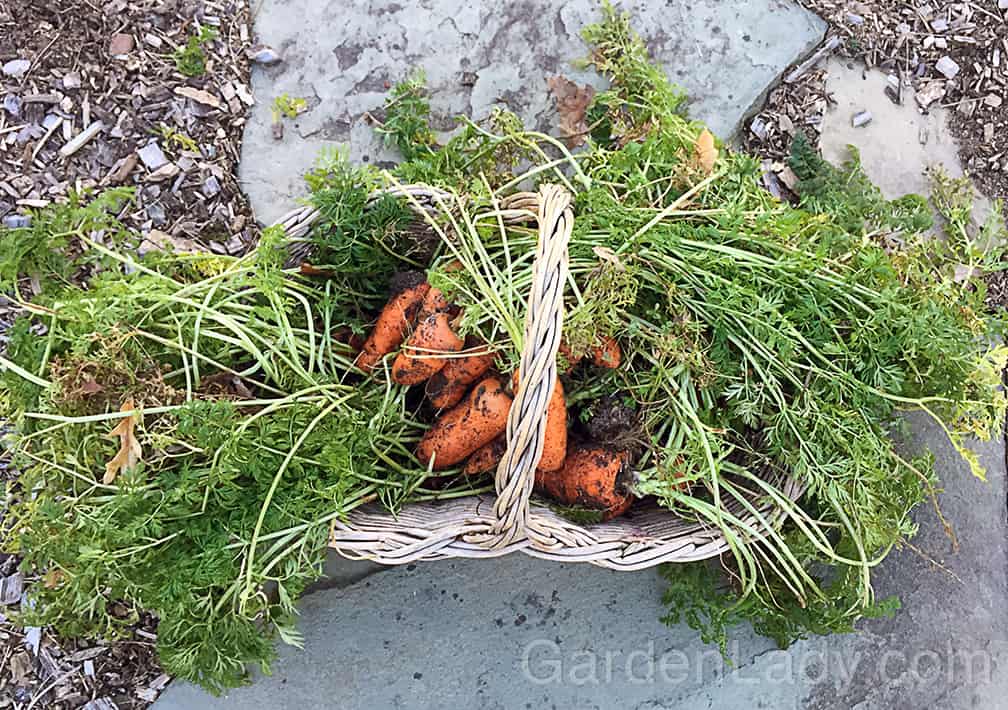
[[481, 185, 573, 546]]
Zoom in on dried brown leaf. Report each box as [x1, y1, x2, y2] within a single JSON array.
[[42, 569, 64, 589], [104, 397, 142, 484], [592, 246, 625, 270], [81, 378, 103, 395], [547, 75, 595, 148]]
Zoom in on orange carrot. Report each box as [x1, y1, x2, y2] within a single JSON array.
[[355, 274, 429, 373], [299, 263, 336, 277], [426, 340, 497, 410], [538, 378, 567, 472], [418, 286, 451, 318], [416, 377, 513, 469], [391, 312, 465, 385], [549, 446, 633, 521], [508, 371, 566, 472], [535, 465, 568, 501], [463, 435, 507, 476], [557, 339, 582, 374], [591, 336, 621, 369]]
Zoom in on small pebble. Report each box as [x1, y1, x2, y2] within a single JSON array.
[[851, 110, 872, 128], [1000, 0, 1008, 9], [984, 94, 1003, 108], [930, 18, 948, 32], [247, 44, 283, 65], [146, 202, 166, 225], [62, 72, 82, 90], [2, 59, 30, 78], [15, 125, 42, 146], [845, 12, 864, 25], [42, 113, 61, 130], [137, 141, 169, 170], [203, 176, 221, 197], [109, 33, 134, 56], [2, 215, 31, 229], [2, 94, 22, 117], [935, 55, 960, 79]]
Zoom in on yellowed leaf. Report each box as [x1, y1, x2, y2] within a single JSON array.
[[694, 128, 718, 174], [104, 397, 142, 484]]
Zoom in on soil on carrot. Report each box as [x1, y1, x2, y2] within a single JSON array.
[[581, 394, 642, 459]]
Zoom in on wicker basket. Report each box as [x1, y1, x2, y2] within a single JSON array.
[[271, 184, 805, 571]]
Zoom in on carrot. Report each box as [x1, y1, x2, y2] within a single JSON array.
[[416, 376, 513, 469], [391, 311, 465, 385], [418, 286, 451, 318], [508, 370, 565, 472], [538, 377, 567, 472], [354, 273, 429, 373], [426, 340, 497, 410], [299, 263, 336, 277], [591, 335, 621, 369], [548, 446, 633, 521], [557, 339, 582, 374], [535, 465, 567, 501], [463, 435, 507, 475]]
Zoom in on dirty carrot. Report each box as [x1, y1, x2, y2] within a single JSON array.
[[538, 377, 567, 472], [550, 446, 633, 521], [509, 370, 565, 471], [591, 335, 621, 369], [354, 272, 429, 373], [463, 435, 507, 475], [557, 338, 582, 374], [535, 465, 567, 501], [416, 376, 513, 469], [417, 286, 451, 318], [391, 311, 465, 385], [426, 340, 497, 409]]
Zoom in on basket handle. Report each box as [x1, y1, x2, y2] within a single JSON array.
[[486, 184, 574, 547]]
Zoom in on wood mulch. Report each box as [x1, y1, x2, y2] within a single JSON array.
[[0, 0, 258, 255], [745, 0, 1008, 202], [1, 0, 269, 707]]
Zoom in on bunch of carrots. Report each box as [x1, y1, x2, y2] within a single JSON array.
[[352, 269, 635, 521]]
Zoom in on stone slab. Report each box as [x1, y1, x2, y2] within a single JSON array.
[[238, 0, 826, 224]]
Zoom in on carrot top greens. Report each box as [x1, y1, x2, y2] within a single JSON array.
[[2, 0, 1006, 692]]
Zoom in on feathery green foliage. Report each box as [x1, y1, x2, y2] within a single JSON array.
[[2, 1, 1005, 693]]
